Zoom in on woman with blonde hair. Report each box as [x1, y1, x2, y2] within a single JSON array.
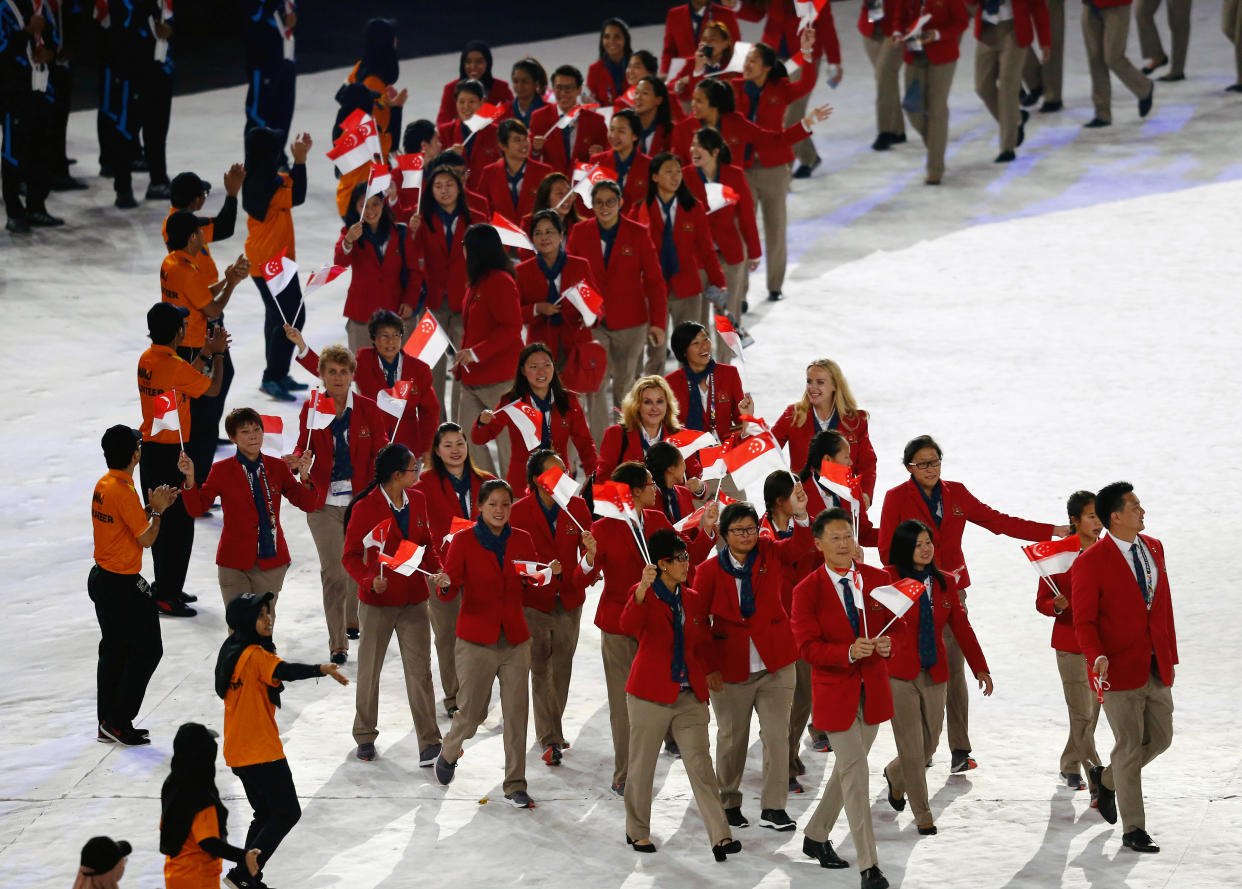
[[596, 375, 683, 481], [772, 358, 877, 505]]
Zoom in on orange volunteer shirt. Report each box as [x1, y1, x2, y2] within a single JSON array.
[[162, 806, 223, 889], [164, 210, 221, 286], [91, 469, 148, 575], [138, 345, 212, 444], [160, 251, 214, 349], [222, 645, 286, 768], [245, 174, 295, 270]]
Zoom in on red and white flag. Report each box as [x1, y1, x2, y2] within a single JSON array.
[[869, 577, 926, 621], [463, 102, 503, 134], [618, 85, 637, 107], [325, 126, 373, 174], [362, 517, 397, 551], [546, 103, 599, 134], [560, 281, 605, 327], [714, 314, 743, 360], [536, 465, 580, 510], [262, 248, 298, 294], [698, 444, 728, 481], [570, 162, 618, 209], [723, 433, 785, 494], [259, 414, 287, 456], [306, 391, 337, 431], [491, 212, 534, 251], [1022, 536, 1081, 577], [305, 265, 347, 294], [704, 182, 741, 214], [818, 459, 861, 506], [340, 109, 382, 155], [395, 153, 425, 191], [513, 560, 553, 586], [443, 515, 474, 546], [674, 504, 708, 532], [666, 429, 718, 460], [151, 391, 181, 436], [375, 380, 415, 419], [500, 401, 544, 451], [793, 0, 829, 28], [592, 481, 638, 523], [378, 540, 426, 576], [664, 57, 689, 86], [366, 161, 392, 200], [403, 310, 451, 366]]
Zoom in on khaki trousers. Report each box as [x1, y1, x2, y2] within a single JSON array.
[[456, 379, 510, 478], [1226, 0, 1242, 81], [1023, 0, 1066, 102], [886, 671, 948, 827], [711, 663, 795, 810], [709, 260, 747, 364], [1100, 668, 1174, 831], [306, 505, 357, 655], [943, 588, 971, 752], [744, 162, 791, 294], [644, 294, 705, 376], [601, 630, 639, 787], [353, 598, 442, 749], [903, 57, 957, 179], [786, 55, 823, 167], [625, 691, 732, 846], [588, 323, 647, 441], [429, 592, 461, 711], [345, 319, 370, 357], [975, 21, 1027, 151], [788, 659, 829, 777], [1082, 4, 1153, 122], [430, 305, 465, 424], [1136, 0, 1192, 76], [863, 32, 907, 135], [218, 563, 289, 606], [1056, 650, 1102, 775], [441, 633, 532, 794], [525, 603, 582, 749], [804, 704, 880, 872]]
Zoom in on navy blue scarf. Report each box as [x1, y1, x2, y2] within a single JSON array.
[[510, 94, 545, 129], [329, 407, 353, 482], [360, 223, 388, 263], [528, 391, 555, 449], [473, 516, 511, 567], [613, 148, 636, 189], [603, 55, 628, 98], [661, 486, 682, 523], [390, 494, 411, 538], [536, 248, 568, 328], [598, 218, 620, 266], [378, 353, 400, 388], [237, 452, 277, 560], [656, 195, 680, 280], [505, 160, 527, 212], [434, 206, 458, 254], [446, 471, 472, 517], [910, 567, 939, 669], [683, 360, 715, 431], [918, 479, 944, 527], [717, 546, 759, 618], [538, 495, 560, 534], [651, 577, 688, 683]]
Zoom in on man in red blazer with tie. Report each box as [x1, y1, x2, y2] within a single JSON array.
[[479, 119, 553, 224], [1073, 482, 1176, 854], [790, 507, 894, 889], [530, 66, 608, 177]]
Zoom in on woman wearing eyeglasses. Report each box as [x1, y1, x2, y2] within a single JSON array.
[[878, 434, 1069, 774]]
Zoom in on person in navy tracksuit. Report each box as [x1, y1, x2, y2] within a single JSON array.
[[243, 1, 296, 164], [98, 0, 160, 207]]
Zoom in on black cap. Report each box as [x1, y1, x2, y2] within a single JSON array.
[[80, 837, 132, 875], [226, 591, 275, 633], [148, 301, 190, 342], [100, 424, 140, 457], [169, 172, 210, 209], [165, 210, 202, 251]]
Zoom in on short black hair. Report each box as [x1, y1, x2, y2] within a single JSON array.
[[670, 321, 707, 365], [164, 210, 200, 251], [611, 461, 649, 491], [719, 501, 760, 536], [1094, 481, 1134, 530], [478, 478, 514, 505], [498, 118, 528, 147], [1066, 490, 1096, 523], [454, 79, 485, 101], [511, 57, 548, 92], [430, 149, 466, 172], [525, 448, 560, 490], [552, 64, 583, 88], [647, 527, 687, 564], [902, 435, 942, 467], [763, 469, 794, 515], [591, 178, 621, 201], [402, 119, 437, 154], [812, 506, 852, 538], [368, 309, 404, 341], [101, 425, 140, 469], [530, 208, 564, 236]]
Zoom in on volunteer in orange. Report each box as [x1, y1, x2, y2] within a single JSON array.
[[215, 593, 348, 889], [89, 424, 177, 747]]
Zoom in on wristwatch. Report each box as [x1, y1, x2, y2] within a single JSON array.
[[146, 506, 162, 519]]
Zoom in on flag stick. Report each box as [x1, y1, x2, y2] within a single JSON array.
[[269, 284, 291, 327], [561, 508, 587, 534], [298, 390, 317, 452], [627, 518, 651, 564], [1038, 571, 1063, 601], [876, 613, 902, 638]]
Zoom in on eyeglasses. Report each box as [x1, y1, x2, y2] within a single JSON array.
[[727, 526, 759, 537], [660, 552, 691, 563], [595, 198, 620, 209], [552, 84, 578, 93], [908, 459, 942, 471]]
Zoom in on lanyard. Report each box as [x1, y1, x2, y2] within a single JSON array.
[[1134, 540, 1154, 601], [246, 458, 278, 542]]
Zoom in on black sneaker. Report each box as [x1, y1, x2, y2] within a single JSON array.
[[223, 867, 257, 889], [96, 729, 115, 743], [445, 704, 460, 718], [435, 753, 456, 785], [610, 781, 625, 796], [788, 777, 804, 793], [115, 191, 139, 209], [950, 749, 977, 773], [145, 181, 171, 201], [6, 217, 31, 234], [156, 599, 197, 617], [791, 157, 821, 179], [541, 743, 562, 766], [1061, 771, 1086, 790], [49, 174, 89, 191], [758, 808, 795, 831], [724, 806, 749, 828], [280, 375, 310, 392], [100, 721, 150, 746], [356, 743, 376, 761], [27, 211, 65, 227], [767, 290, 783, 302], [419, 743, 442, 767], [346, 627, 360, 640], [811, 736, 831, 753], [505, 790, 535, 808], [179, 592, 198, 604], [330, 651, 347, 665], [712, 838, 741, 861]]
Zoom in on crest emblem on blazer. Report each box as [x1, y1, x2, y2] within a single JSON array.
[[358, 426, 372, 438], [952, 506, 965, 516], [621, 245, 634, 256]]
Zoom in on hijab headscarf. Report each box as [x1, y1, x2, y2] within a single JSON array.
[[214, 592, 281, 706], [459, 40, 496, 90], [242, 127, 286, 221], [357, 18, 399, 86], [159, 723, 228, 857]]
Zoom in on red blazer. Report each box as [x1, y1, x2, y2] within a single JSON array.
[[804, 480, 879, 549], [772, 404, 878, 501], [640, 198, 725, 298], [588, 148, 651, 220], [437, 118, 501, 191], [1036, 563, 1083, 653], [471, 392, 598, 497], [352, 347, 438, 458], [878, 478, 1054, 589], [894, 0, 971, 64], [440, 524, 538, 645], [598, 425, 653, 482], [333, 224, 422, 323], [182, 454, 324, 571], [740, 0, 842, 65], [672, 112, 809, 170], [587, 59, 626, 106], [515, 252, 597, 362], [759, 514, 823, 614], [296, 392, 390, 499], [582, 510, 715, 635], [414, 206, 476, 312], [413, 468, 495, 558], [974, 0, 1052, 48], [342, 486, 441, 608], [478, 157, 554, 222], [662, 3, 741, 75], [654, 484, 696, 528], [697, 529, 811, 681], [436, 78, 514, 126], [665, 361, 745, 440], [639, 121, 676, 158], [730, 61, 818, 168], [857, 0, 903, 37], [531, 105, 609, 176], [622, 582, 715, 703], [790, 563, 895, 730], [567, 216, 667, 331], [682, 163, 761, 265], [509, 492, 594, 612], [459, 269, 524, 387], [1072, 534, 1177, 692], [885, 568, 988, 683]]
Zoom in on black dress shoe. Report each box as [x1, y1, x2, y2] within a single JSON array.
[[49, 174, 89, 191], [1039, 100, 1063, 113], [146, 181, 172, 201], [1020, 85, 1042, 107], [802, 836, 849, 869], [5, 217, 31, 234], [712, 838, 741, 862], [883, 769, 906, 811], [1157, 73, 1184, 82], [994, 150, 1016, 163], [1122, 828, 1159, 853], [918, 823, 937, 835], [626, 834, 656, 852], [27, 211, 65, 227], [889, 132, 907, 144], [330, 651, 348, 665], [767, 290, 783, 302], [1089, 765, 1118, 824], [115, 191, 139, 209], [759, 808, 796, 831], [1140, 55, 1168, 75], [871, 133, 893, 151], [861, 865, 890, 889], [346, 627, 360, 640], [725, 806, 749, 828], [1084, 117, 1111, 128], [1017, 109, 1029, 147], [1227, 83, 1242, 93], [792, 157, 821, 179], [1139, 84, 1154, 118]]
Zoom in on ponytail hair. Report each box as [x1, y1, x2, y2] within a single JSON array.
[[344, 443, 414, 530]]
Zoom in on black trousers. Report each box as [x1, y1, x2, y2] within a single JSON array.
[[233, 758, 301, 872], [253, 275, 305, 384], [98, 65, 139, 193], [88, 565, 163, 727], [244, 58, 296, 149], [177, 342, 234, 482], [139, 440, 194, 601], [1, 90, 54, 219], [141, 63, 173, 186], [49, 65, 72, 177]]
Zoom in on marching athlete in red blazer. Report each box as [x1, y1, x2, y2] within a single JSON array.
[[665, 322, 751, 441], [856, 0, 908, 149], [415, 167, 477, 318], [437, 80, 502, 191], [791, 507, 895, 888], [697, 494, 812, 832], [509, 451, 597, 764], [597, 376, 687, 482], [341, 444, 445, 764], [587, 18, 632, 106], [620, 528, 739, 861], [1072, 482, 1175, 853], [478, 120, 554, 223], [435, 42, 514, 126], [530, 65, 609, 177], [1036, 490, 1103, 799], [973, 0, 1052, 161], [435, 479, 541, 808], [801, 442, 881, 550], [878, 434, 1064, 773], [515, 211, 598, 365], [881, 519, 991, 834], [662, 1, 742, 76], [731, 29, 822, 167], [471, 343, 598, 497], [671, 93, 814, 169], [589, 109, 652, 219], [179, 408, 324, 603]]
